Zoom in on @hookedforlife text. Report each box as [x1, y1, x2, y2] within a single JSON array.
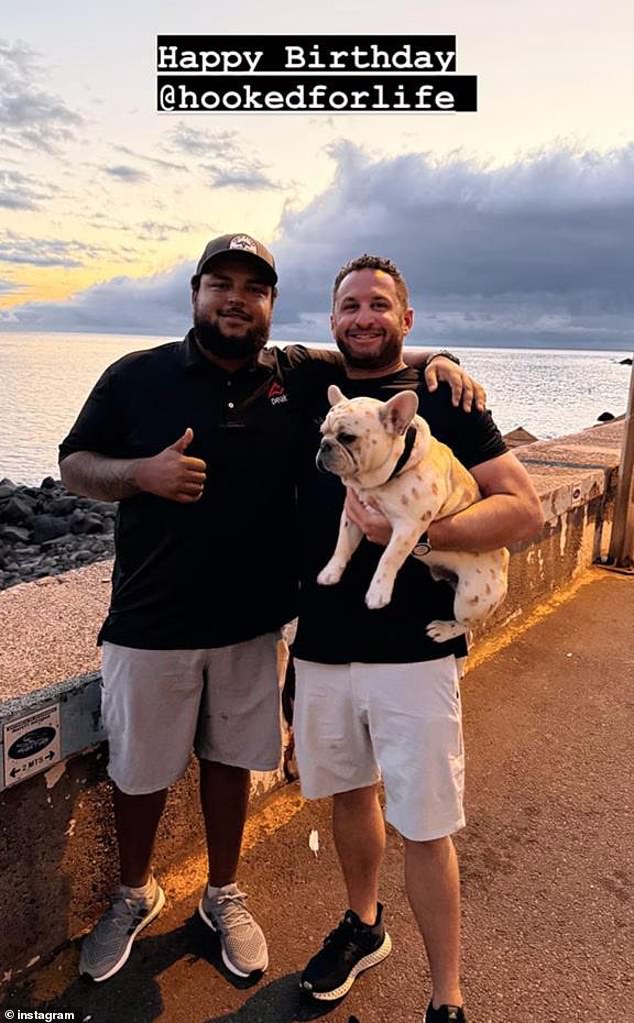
[[156, 35, 478, 114]]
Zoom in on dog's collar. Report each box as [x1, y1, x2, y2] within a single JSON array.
[[387, 425, 417, 481]]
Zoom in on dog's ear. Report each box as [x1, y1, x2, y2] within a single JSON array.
[[327, 384, 347, 407], [379, 390, 418, 435]]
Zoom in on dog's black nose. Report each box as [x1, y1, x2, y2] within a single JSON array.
[[320, 439, 333, 452]]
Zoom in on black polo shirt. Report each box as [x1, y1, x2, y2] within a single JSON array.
[[293, 365, 508, 665], [59, 332, 337, 649]]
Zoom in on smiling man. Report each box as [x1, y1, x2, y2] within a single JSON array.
[[292, 255, 544, 1023], [58, 234, 482, 988]]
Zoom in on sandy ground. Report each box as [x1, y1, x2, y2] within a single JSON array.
[[0, 562, 113, 700], [2, 570, 632, 1023]]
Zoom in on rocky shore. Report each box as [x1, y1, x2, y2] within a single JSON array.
[[0, 478, 115, 591]]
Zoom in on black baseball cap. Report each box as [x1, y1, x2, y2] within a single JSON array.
[[194, 233, 277, 285]]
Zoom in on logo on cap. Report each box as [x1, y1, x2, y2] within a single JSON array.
[[229, 235, 258, 254]]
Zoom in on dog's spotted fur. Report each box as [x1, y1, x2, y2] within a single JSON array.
[[316, 385, 509, 642]]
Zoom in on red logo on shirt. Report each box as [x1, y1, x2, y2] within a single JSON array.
[[268, 381, 288, 404]]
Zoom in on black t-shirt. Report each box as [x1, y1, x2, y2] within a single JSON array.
[[293, 365, 508, 664], [59, 332, 338, 649]]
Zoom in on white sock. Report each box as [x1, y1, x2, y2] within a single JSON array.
[[207, 881, 237, 898], [121, 876, 155, 901]]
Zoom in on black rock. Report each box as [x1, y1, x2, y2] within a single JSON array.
[[84, 513, 106, 534], [597, 411, 615, 422], [2, 495, 37, 525], [32, 515, 72, 544], [0, 476, 118, 589], [48, 496, 79, 517], [71, 550, 94, 563], [85, 499, 117, 517], [69, 509, 90, 534], [40, 533, 75, 550], [619, 357, 633, 365], [21, 486, 44, 501], [1, 525, 31, 544]]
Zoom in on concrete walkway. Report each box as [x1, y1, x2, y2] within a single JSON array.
[[1, 569, 632, 1023]]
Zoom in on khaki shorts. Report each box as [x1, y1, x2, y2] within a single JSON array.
[[101, 633, 282, 795], [293, 655, 465, 842]]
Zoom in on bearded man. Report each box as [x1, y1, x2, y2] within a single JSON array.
[[59, 234, 482, 987]]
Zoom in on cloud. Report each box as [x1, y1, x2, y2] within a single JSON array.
[[0, 168, 58, 210], [0, 278, 27, 294], [112, 144, 187, 173], [203, 166, 282, 191], [166, 122, 282, 191], [3, 143, 634, 348], [0, 262, 191, 334], [82, 213, 195, 241], [102, 164, 149, 184], [137, 220, 197, 241], [165, 123, 235, 159], [0, 230, 105, 268], [268, 141, 634, 347], [0, 38, 82, 154]]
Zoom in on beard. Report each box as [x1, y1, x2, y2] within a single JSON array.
[[335, 330, 403, 371], [193, 312, 269, 359]]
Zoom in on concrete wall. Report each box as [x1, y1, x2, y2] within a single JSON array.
[[0, 419, 625, 982]]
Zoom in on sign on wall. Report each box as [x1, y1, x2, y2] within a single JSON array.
[[3, 704, 61, 787]]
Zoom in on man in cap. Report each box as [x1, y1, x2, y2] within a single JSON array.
[[59, 234, 480, 985]]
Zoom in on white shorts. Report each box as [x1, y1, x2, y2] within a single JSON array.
[[101, 633, 282, 795], [293, 655, 465, 842]]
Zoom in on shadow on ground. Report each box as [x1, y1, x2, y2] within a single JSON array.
[[0, 911, 354, 1023]]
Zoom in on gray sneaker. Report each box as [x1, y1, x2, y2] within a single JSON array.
[[198, 883, 268, 977], [79, 877, 165, 982]]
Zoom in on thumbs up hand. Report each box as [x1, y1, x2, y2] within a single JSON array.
[[134, 428, 207, 503]]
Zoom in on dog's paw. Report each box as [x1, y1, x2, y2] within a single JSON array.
[[426, 619, 465, 642], [365, 583, 391, 610], [317, 561, 345, 586]]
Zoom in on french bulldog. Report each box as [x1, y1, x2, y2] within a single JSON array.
[[316, 385, 509, 642]]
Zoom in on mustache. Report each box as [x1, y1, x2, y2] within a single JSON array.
[[193, 313, 269, 358], [220, 308, 251, 321]]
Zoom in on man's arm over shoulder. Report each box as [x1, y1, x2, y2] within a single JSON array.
[[429, 451, 544, 552], [268, 343, 344, 400], [273, 343, 343, 370]]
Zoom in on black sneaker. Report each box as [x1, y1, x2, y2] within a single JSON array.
[[425, 1001, 469, 1023], [299, 904, 392, 1001]]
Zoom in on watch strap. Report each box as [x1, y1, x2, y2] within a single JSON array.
[[425, 350, 461, 367], [412, 530, 432, 558]]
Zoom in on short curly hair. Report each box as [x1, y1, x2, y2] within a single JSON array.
[[332, 254, 409, 311]]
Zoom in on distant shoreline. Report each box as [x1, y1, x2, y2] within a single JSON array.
[[0, 330, 632, 354]]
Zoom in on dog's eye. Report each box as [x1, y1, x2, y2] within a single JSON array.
[[338, 432, 357, 445]]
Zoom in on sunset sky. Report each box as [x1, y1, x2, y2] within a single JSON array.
[[1, 0, 633, 347]]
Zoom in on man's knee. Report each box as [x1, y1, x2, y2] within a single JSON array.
[[333, 783, 380, 811], [403, 833, 455, 858]]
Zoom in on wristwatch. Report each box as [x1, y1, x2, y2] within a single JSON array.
[[425, 350, 461, 367], [412, 531, 432, 558]]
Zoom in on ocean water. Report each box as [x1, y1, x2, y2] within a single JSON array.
[[0, 331, 630, 485]]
